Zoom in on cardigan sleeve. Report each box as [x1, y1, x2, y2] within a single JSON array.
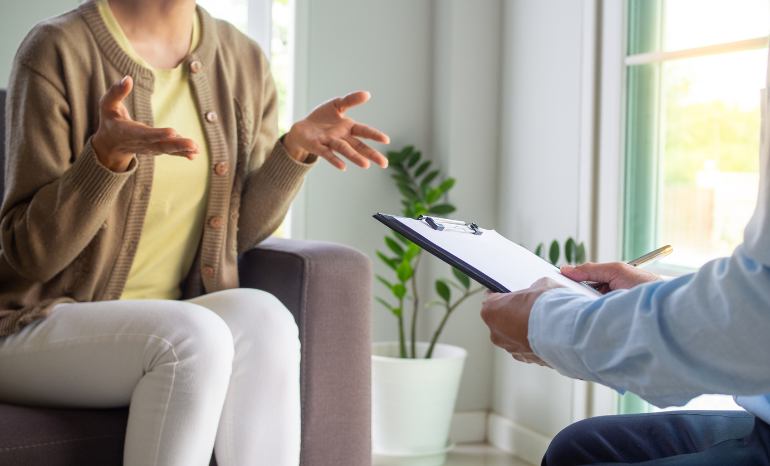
[[236, 48, 317, 254], [0, 61, 136, 282]]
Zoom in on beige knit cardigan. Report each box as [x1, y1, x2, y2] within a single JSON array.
[[0, 1, 316, 336]]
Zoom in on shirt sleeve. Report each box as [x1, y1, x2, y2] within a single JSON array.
[[528, 245, 770, 408]]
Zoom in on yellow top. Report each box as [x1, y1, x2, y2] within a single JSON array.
[[97, 0, 211, 300]]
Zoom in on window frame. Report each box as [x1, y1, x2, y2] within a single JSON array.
[[603, 0, 769, 415]]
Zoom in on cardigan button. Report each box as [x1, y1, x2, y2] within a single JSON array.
[[190, 60, 202, 73], [202, 266, 215, 278], [209, 216, 223, 229], [206, 111, 218, 123], [215, 162, 228, 175]]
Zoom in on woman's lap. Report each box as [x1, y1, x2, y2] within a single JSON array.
[[543, 410, 770, 466]]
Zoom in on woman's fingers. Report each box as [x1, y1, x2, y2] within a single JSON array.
[[310, 143, 346, 170], [343, 136, 388, 168], [335, 91, 370, 113], [100, 76, 133, 114], [329, 139, 370, 168], [350, 123, 390, 144]]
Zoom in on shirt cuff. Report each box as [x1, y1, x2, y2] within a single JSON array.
[[528, 287, 601, 383]]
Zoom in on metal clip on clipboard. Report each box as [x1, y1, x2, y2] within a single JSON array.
[[417, 215, 483, 235]]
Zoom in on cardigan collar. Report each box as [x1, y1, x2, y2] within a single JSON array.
[[77, 0, 219, 91]]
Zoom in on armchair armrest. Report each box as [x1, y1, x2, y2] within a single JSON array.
[[238, 237, 372, 466]]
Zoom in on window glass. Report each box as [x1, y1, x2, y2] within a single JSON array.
[[196, 0, 248, 33], [659, 49, 766, 268], [664, 0, 769, 51]]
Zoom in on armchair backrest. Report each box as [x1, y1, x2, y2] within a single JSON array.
[[1, 88, 5, 203]]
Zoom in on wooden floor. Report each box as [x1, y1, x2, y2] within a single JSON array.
[[444, 444, 533, 466]]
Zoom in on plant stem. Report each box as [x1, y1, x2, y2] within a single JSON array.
[[409, 252, 422, 358], [424, 287, 485, 358], [397, 296, 407, 358]]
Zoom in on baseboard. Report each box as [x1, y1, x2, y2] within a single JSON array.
[[486, 412, 553, 465], [449, 410, 488, 444]]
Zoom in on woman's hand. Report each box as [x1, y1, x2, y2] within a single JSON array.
[[560, 262, 662, 294], [283, 91, 390, 170], [92, 76, 200, 172]]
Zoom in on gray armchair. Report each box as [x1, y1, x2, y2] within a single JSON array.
[[0, 88, 372, 466]]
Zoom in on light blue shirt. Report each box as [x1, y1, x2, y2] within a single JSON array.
[[529, 78, 770, 423]]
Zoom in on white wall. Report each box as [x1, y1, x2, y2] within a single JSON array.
[[0, 0, 79, 88], [494, 0, 591, 438], [296, 0, 503, 413]]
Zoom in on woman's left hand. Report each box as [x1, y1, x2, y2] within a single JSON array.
[[282, 91, 390, 170]]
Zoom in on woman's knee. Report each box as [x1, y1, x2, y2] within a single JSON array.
[[155, 301, 235, 369], [210, 288, 299, 343]]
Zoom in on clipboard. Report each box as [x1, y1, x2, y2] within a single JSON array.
[[373, 213, 601, 298]]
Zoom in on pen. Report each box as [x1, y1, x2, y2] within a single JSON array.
[[627, 245, 673, 268]]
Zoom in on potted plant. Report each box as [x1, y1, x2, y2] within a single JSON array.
[[372, 146, 484, 465]]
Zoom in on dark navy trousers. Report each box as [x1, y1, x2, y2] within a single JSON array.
[[542, 411, 770, 465]]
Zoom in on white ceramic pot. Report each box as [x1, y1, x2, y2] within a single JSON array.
[[371, 342, 467, 466]]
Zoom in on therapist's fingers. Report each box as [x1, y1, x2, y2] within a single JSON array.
[[561, 262, 661, 291]]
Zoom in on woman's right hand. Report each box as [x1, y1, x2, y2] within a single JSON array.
[[560, 262, 662, 294], [91, 76, 200, 172]]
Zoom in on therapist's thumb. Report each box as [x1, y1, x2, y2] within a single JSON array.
[[561, 262, 626, 284], [561, 262, 660, 290]]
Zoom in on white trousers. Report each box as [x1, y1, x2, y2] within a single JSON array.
[[0, 288, 301, 466]]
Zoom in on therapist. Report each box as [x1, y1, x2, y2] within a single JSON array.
[[481, 59, 770, 465]]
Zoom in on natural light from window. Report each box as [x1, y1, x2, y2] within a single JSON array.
[[656, 0, 768, 270]]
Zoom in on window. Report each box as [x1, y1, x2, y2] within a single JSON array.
[[196, 0, 295, 237], [620, 0, 769, 414]]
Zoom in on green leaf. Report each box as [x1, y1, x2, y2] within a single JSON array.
[[549, 240, 560, 265], [391, 173, 411, 184], [385, 237, 405, 257], [407, 150, 421, 168], [415, 161, 431, 178], [375, 297, 393, 310], [391, 163, 409, 176], [421, 170, 440, 189], [393, 232, 410, 245], [435, 280, 451, 303], [534, 243, 544, 258], [576, 243, 587, 264], [429, 204, 456, 215], [376, 251, 397, 270], [414, 204, 428, 217], [391, 283, 407, 298], [565, 237, 576, 264], [401, 145, 414, 157], [402, 205, 415, 218], [444, 279, 464, 290], [424, 301, 445, 308], [404, 243, 421, 261], [391, 307, 403, 317], [397, 260, 414, 282], [426, 188, 442, 205], [398, 184, 420, 202], [376, 275, 393, 289], [452, 267, 471, 289], [438, 178, 456, 193]]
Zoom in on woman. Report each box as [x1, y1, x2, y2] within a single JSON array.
[[0, 0, 389, 464]]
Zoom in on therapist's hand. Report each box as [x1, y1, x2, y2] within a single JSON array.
[[282, 91, 390, 170], [480, 278, 564, 367], [92, 76, 200, 173], [560, 262, 661, 294]]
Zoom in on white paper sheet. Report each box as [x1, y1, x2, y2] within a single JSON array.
[[392, 216, 601, 298]]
